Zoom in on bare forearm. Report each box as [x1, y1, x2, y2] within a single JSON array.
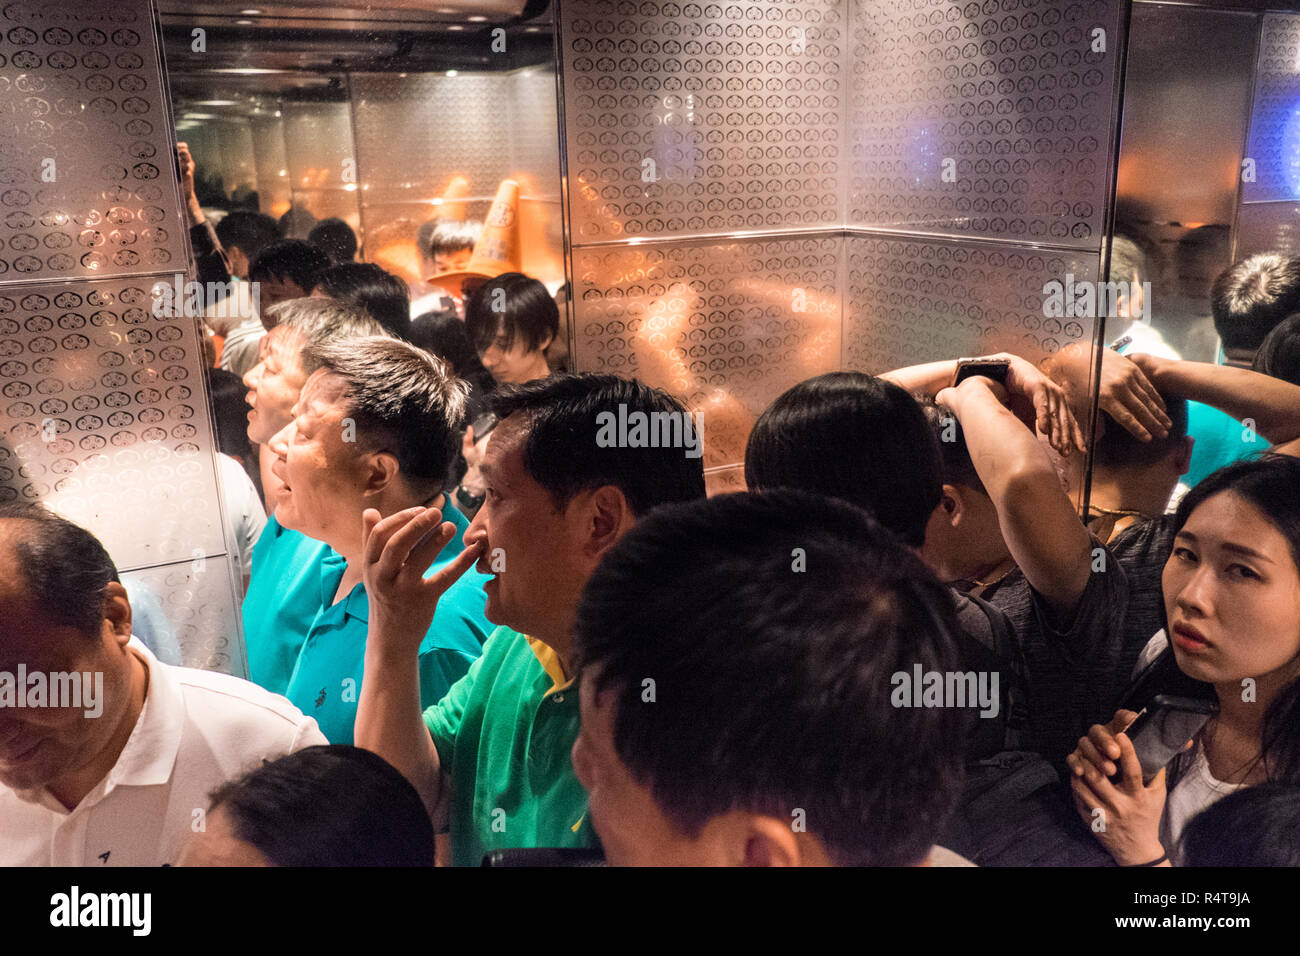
[[945, 381, 1091, 609], [1145, 360, 1300, 444], [879, 359, 958, 396], [356, 647, 443, 816]]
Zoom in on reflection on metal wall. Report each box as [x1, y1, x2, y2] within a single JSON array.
[[0, 0, 243, 674], [557, 0, 1123, 475], [848, 0, 1120, 248], [844, 237, 1101, 373], [1113, 3, 1256, 363], [350, 69, 563, 286], [572, 235, 841, 470], [1236, 13, 1300, 260], [559, 0, 844, 242], [282, 100, 360, 229], [1242, 13, 1300, 206]]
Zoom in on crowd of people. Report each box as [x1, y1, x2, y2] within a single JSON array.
[[4, 149, 1300, 866]]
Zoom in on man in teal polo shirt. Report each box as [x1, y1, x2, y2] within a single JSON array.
[[268, 335, 492, 746], [242, 514, 331, 692], [239, 298, 387, 692], [283, 503, 490, 744], [356, 374, 707, 866]]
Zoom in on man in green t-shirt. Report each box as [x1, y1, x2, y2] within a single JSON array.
[[355, 374, 706, 866]]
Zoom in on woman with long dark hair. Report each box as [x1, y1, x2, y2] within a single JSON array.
[[1068, 454, 1300, 865]]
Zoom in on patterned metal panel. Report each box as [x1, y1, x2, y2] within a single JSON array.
[[572, 234, 841, 469], [0, 277, 226, 571], [1235, 201, 1300, 260], [0, 0, 243, 676], [703, 464, 746, 497], [122, 553, 245, 676], [844, 234, 1102, 372], [1242, 13, 1300, 204], [352, 72, 511, 219], [0, 0, 188, 284], [847, 0, 1123, 246], [558, 0, 846, 243]]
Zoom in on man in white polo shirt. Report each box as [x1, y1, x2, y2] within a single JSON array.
[[0, 503, 326, 866]]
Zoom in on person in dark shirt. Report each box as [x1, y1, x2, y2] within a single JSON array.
[[1044, 346, 1300, 696], [919, 376, 1129, 770], [744, 371, 1031, 761]]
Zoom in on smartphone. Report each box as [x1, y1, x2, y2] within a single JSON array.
[[469, 410, 499, 441], [1115, 695, 1217, 784]]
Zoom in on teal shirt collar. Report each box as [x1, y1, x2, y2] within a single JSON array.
[[314, 501, 471, 626]]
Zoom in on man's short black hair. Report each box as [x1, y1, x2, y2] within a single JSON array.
[[206, 745, 436, 866], [0, 503, 119, 637], [1093, 390, 1189, 471], [916, 394, 985, 495], [575, 489, 967, 867], [307, 218, 359, 265], [313, 262, 411, 340], [744, 372, 943, 548], [1211, 253, 1300, 352], [1253, 311, 1300, 388], [214, 211, 279, 261], [1181, 782, 1300, 867], [304, 336, 467, 501], [465, 272, 559, 356], [248, 239, 331, 292], [489, 373, 706, 517]]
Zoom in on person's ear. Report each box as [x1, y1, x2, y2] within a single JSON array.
[[537, 329, 554, 353], [101, 582, 133, 645], [361, 449, 402, 498], [579, 484, 633, 563], [939, 483, 962, 525], [739, 815, 804, 867]]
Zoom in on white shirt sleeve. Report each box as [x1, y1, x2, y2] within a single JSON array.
[[216, 453, 267, 588]]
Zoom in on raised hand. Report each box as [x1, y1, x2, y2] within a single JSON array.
[[1066, 709, 1170, 865], [360, 506, 484, 658], [1003, 353, 1087, 456]]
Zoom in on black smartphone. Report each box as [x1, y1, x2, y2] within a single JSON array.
[[952, 358, 1011, 387], [1115, 695, 1217, 784], [469, 410, 499, 441]]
